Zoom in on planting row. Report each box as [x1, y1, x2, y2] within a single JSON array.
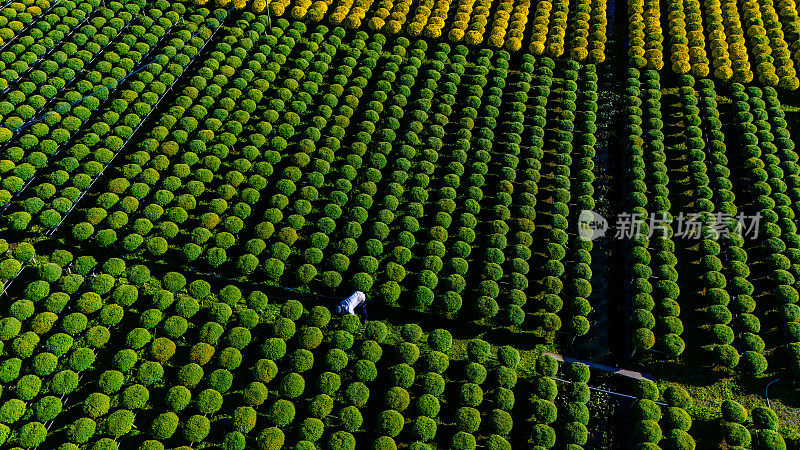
[[0, 250, 537, 449], [208, 0, 608, 61]]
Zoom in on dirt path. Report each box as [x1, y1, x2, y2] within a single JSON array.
[[545, 352, 655, 381]]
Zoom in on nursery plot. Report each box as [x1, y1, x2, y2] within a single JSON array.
[[53, 21, 603, 343], [0, 1, 798, 449]]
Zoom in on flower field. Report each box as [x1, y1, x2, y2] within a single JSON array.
[[0, 0, 798, 449]]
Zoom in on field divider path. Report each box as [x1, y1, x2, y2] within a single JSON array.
[[543, 351, 655, 380]]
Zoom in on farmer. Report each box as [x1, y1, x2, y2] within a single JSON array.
[[336, 290, 367, 319]]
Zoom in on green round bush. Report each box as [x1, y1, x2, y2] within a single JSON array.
[[459, 383, 484, 407], [373, 436, 397, 450], [150, 412, 179, 439], [183, 414, 210, 442], [752, 406, 778, 430], [345, 382, 370, 408], [428, 328, 452, 352], [464, 362, 487, 384], [317, 372, 341, 396], [355, 359, 377, 382], [67, 417, 97, 444], [401, 323, 423, 342], [307, 306, 331, 327], [257, 427, 285, 450], [366, 321, 388, 342], [721, 400, 748, 423], [299, 417, 324, 442], [377, 409, 404, 437], [269, 399, 296, 427], [451, 431, 476, 450], [328, 431, 356, 450], [489, 409, 513, 435], [339, 405, 363, 432], [298, 327, 323, 349], [279, 372, 305, 398], [290, 349, 315, 372], [326, 348, 349, 372], [467, 339, 491, 363], [104, 409, 134, 437], [391, 363, 416, 388], [98, 370, 124, 395], [663, 406, 692, 431], [18, 421, 47, 447], [663, 385, 692, 409], [195, 389, 223, 416], [385, 386, 410, 411], [136, 361, 164, 386], [661, 429, 696, 450], [455, 407, 481, 433], [634, 379, 659, 400], [635, 419, 662, 443], [422, 372, 445, 396], [35, 396, 62, 422], [242, 382, 269, 407], [232, 406, 257, 434], [0, 398, 26, 424], [16, 374, 42, 401], [425, 351, 450, 373], [122, 384, 149, 410], [397, 342, 420, 365], [178, 363, 204, 388], [332, 330, 355, 350]]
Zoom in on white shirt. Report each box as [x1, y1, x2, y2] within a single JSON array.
[[338, 291, 366, 315]]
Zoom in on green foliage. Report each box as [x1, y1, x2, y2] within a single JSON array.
[[661, 429, 696, 450], [243, 382, 269, 407], [270, 399, 296, 427], [455, 406, 481, 433], [150, 412, 179, 439], [104, 409, 134, 437], [451, 431, 476, 450], [345, 382, 370, 408], [16, 373, 42, 400], [184, 414, 211, 442], [663, 385, 692, 409], [459, 383, 484, 407], [68, 417, 97, 444], [428, 329, 452, 352], [752, 406, 778, 430], [377, 409, 404, 437], [498, 346, 520, 368], [307, 306, 331, 328], [279, 372, 305, 398], [467, 339, 491, 363], [299, 417, 324, 442], [176, 362, 203, 389], [722, 400, 748, 423], [329, 431, 356, 450], [308, 393, 334, 420], [122, 384, 149, 410], [634, 379, 659, 400], [401, 324, 423, 342], [233, 406, 257, 434], [318, 372, 341, 396], [752, 429, 785, 449], [0, 398, 26, 424], [385, 386, 411, 411], [18, 421, 47, 447], [196, 388, 223, 415]]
